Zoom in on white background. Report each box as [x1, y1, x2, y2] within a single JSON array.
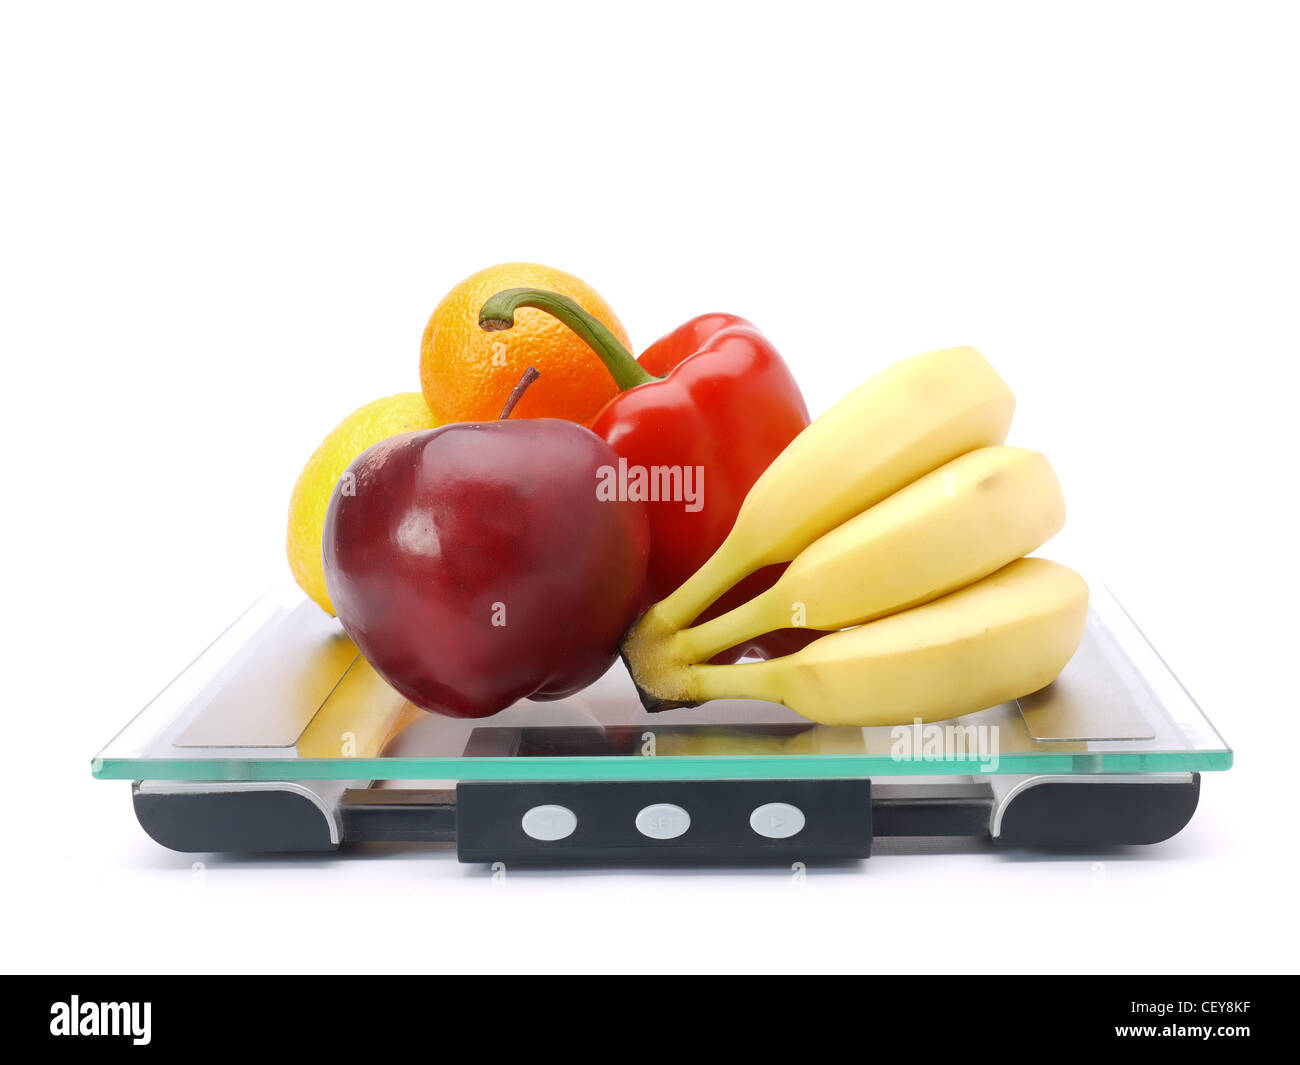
[[2, 1, 1296, 974]]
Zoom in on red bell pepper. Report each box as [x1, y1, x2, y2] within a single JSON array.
[[479, 290, 811, 656]]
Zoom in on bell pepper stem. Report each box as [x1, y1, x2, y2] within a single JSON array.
[[479, 288, 659, 391]]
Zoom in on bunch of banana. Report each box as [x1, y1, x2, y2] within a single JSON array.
[[620, 345, 1089, 726]]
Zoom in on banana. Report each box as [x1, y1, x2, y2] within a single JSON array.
[[643, 345, 1015, 633], [669, 446, 1066, 664], [636, 558, 1089, 725]]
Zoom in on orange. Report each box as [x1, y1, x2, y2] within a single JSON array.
[[420, 262, 631, 425]]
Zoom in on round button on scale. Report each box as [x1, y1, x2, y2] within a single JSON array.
[[750, 802, 806, 839], [521, 804, 577, 841], [635, 803, 691, 840]]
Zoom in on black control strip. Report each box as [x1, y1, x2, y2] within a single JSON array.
[[454, 779, 873, 863]]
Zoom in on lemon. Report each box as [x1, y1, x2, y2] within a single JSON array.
[[287, 393, 442, 614]]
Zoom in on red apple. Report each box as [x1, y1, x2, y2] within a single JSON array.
[[322, 411, 649, 718]]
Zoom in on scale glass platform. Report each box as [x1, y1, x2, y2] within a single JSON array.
[[93, 584, 1231, 861]]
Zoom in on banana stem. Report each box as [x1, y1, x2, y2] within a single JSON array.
[[673, 595, 775, 663], [646, 533, 762, 631], [479, 288, 659, 392], [688, 659, 781, 705]]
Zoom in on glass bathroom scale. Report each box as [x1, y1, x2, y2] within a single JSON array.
[[93, 584, 1232, 862]]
